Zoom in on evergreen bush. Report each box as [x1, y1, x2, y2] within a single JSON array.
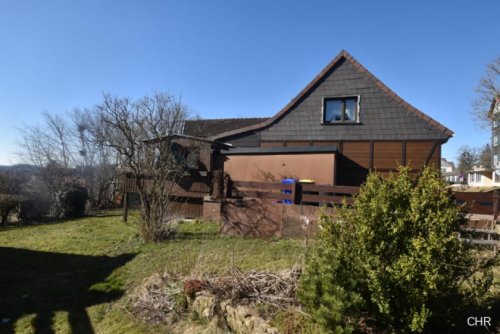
[[299, 167, 497, 333]]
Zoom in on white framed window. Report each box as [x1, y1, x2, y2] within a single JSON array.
[[494, 135, 499, 146], [495, 155, 500, 168], [494, 120, 499, 128], [322, 96, 359, 123], [476, 173, 482, 183], [494, 172, 500, 183]]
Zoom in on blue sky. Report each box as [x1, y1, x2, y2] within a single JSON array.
[[0, 0, 498, 165]]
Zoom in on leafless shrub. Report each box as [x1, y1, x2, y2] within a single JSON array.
[[93, 92, 192, 241], [187, 267, 301, 310], [130, 272, 185, 324]]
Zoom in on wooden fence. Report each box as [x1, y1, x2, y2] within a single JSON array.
[[225, 180, 359, 206], [454, 190, 499, 219], [224, 180, 499, 250], [226, 181, 500, 215]]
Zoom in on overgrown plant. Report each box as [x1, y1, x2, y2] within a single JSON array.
[[299, 166, 498, 333]]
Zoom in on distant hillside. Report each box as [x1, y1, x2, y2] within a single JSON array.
[[0, 164, 38, 176]]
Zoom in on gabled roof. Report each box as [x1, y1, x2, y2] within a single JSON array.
[[441, 158, 455, 169], [183, 118, 269, 138], [211, 50, 453, 140]]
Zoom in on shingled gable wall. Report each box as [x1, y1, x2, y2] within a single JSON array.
[[258, 57, 449, 141]]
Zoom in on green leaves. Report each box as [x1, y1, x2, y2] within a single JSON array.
[[299, 167, 498, 333]]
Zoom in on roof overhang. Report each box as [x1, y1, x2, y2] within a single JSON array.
[[220, 145, 338, 155], [143, 134, 230, 146]]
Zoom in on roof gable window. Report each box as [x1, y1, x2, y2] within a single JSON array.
[[323, 96, 359, 124]]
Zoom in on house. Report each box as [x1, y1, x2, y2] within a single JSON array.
[[123, 50, 453, 225], [489, 96, 500, 185], [441, 158, 455, 173], [467, 166, 494, 187], [441, 158, 465, 184], [184, 50, 453, 187]]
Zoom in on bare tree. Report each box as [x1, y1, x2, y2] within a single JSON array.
[[473, 56, 500, 128], [478, 143, 492, 169], [71, 108, 117, 212], [93, 92, 189, 241], [456, 145, 479, 174], [0, 172, 22, 224], [19, 111, 76, 198]]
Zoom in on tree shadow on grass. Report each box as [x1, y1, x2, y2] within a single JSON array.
[[0, 247, 135, 333]]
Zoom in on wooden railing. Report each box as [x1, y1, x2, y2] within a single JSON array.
[[301, 184, 359, 205], [459, 228, 499, 252], [226, 180, 359, 206]]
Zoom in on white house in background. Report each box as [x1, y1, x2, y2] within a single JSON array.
[[489, 96, 500, 186], [467, 166, 494, 187], [441, 158, 464, 184]]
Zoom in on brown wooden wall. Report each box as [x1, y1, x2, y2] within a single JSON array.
[[261, 140, 442, 186]]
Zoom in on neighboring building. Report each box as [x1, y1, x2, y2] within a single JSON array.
[[489, 96, 500, 186], [184, 50, 453, 187], [467, 166, 494, 187], [441, 158, 455, 173], [441, 158, 464, 184]]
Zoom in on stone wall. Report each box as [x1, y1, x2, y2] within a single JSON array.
[[191, 293, 279, 334]]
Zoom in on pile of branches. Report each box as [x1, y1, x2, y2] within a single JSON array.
[[131, 268, 302, 324], [130, 273, 183, 324], [203, 267, 301, 309]]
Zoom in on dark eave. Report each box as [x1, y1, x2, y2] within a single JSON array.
[[143, 134, 229, 146], [211, 50, 454, 141], [183, 118, 270, 138], [221, 145, 338, 155]]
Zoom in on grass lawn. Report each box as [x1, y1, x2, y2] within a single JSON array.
[[0, 212, 305, 333]]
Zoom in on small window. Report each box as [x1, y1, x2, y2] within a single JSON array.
[[495, 172, 500, 183], [495, 155, 500, 167], [493, 120, 498, 128], [323, 97, 358, 123], [495, 135, 499, 146]]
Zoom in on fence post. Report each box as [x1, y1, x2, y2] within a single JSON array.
[[122, 192, 129, 222], [293, 182, 302, 205], [494, 189, 499, 220], [225, 176, 233, 198], [212, 170, 223, 200]]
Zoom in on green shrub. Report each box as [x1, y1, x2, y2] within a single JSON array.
[[298, 166, 497, 333]]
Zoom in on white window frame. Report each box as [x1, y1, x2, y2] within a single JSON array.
[[321, 95, 361, 124]]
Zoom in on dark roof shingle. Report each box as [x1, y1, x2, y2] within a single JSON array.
[[183, 118, 269, 138]]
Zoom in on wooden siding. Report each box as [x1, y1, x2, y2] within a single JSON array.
[[224, 153, 336, 185], [373, 142, 403, 169], [169, 197, 204, 218], [313, 141, 340, 147], [342, 142, 371, 168], [261, 141, 285, 147], [337, 140, 441, 186], [337, 142, 370, 186], [406, 141, 436, 169], [285, 141, 311, 147], [121, 175, 211, 198]]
